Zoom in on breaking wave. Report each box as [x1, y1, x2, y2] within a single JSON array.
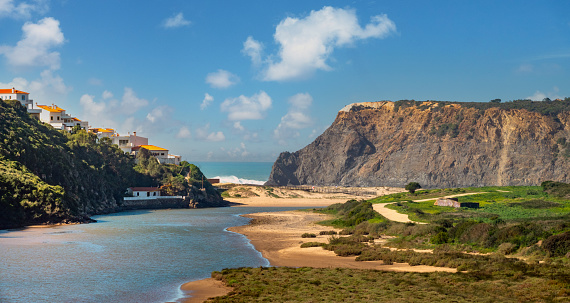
[[214, 175, 265, 185]]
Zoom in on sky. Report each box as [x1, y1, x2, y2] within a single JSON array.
[[1, 1, 569, 162]]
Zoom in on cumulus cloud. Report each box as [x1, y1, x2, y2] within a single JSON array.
[[120, 87, 149, 112], [176, 126, 192, 139], [220, 91, 272, 121], [0, 0, 48, 19], [233, 121, 245, 131], [162, 12, 191, 28], [242, 36, 264, 66], [146, 106, 172, 123], [274, 93, 314, 145], [222, 142, 250, 158], [77, 87, 155, 133], [244, 6, 396, 81], [1, 69, 71, 102], [196, 123, 225, 142], [205, 69, 239, 89], [200, 93, 214, 110], [0, 17, 65, 69]]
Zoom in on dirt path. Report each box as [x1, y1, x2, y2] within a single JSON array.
[[372, 192, 487, 223], [372, 202, 419, 223]]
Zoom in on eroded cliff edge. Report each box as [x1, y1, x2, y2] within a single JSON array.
[[266, 100, 570, 188]]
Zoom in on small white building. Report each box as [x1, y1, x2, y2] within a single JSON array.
[[0, 88, 41, 118], [89, 128, 116, 138], [36, 104, 88, 131], [127, 187, 161, 198], [111, 132, 149, 153]]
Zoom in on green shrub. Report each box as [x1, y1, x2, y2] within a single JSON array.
[[301, 233, 317, 238], [300, 242, 325, 248], [319, 230, 337, 235], [542, 231, 570, 257]]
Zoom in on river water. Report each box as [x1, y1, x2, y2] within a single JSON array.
[[0, 207, 299, 303]]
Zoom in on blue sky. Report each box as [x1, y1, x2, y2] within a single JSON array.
[[1, 1, 569, 162]]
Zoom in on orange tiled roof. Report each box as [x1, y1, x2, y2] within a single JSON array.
[[37, 104, 65, 113], [72, 118, 81, 121], [0, 88, 29, 94], [133, 145, 168, 151]]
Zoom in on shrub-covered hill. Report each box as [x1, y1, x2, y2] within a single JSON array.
[[0, 99, 222, 229]]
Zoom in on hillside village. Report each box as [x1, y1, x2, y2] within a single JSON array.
[[0, 88, 180, 166]]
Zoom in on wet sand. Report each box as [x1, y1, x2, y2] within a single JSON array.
[[179, 208, 455, 302]]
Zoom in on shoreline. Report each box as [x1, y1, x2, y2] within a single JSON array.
[[179, 207, 455, 302]]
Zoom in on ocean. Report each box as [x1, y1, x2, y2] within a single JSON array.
[[0, 207, 303, 303], [194, 162, 273, 185]]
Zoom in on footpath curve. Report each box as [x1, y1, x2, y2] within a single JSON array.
[[372, 192, 488, 224]]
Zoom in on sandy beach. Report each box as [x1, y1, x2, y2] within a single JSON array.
[[180, 186, 456, 302]]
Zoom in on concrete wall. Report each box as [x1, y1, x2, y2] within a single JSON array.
[[121, 196, 187, 210]]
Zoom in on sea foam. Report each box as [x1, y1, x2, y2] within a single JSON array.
[[214, 175, 265, 185]]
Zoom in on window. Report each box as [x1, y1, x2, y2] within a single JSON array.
[[50, 116, 53, 121], [161, 153, 165, 155], [147, 192, 150, 197], [22, 95, 25, 100], [119, 140, 129, 146], [57, 116, 60, 120]]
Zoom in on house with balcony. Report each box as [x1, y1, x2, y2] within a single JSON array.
[[111, 132, 149, 153], [0, 88, 42, 119]]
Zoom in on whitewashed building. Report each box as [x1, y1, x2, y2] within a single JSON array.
[[89, 128, 116, 138], [0, 88, 41, 118], [111, 132, 149, 153], [127, 187, 161, 198], [36, 104, 88, 131], [131, 144, 181, 165]]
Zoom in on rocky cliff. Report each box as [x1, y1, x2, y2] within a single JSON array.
[[266, 100, 570, 188]]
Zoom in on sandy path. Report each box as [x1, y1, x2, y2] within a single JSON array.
[[372, 202, 417, 223], [372, 192, 488, 223]]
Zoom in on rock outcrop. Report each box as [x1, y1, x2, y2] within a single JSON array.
[[266, 100, 570, 188]]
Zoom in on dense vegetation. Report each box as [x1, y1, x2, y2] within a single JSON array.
[[392, 97, 570, 117], [208, 264, 568, 302], [204, 184, 570, 302], [0, 99, 221, 228]]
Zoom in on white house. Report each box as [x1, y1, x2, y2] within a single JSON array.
[[89, 128, 116, 138], [111, 132, 149, 153], [127, 187, 161, 198], [0, 88, 41, 118], [36, 104, 89, 131]]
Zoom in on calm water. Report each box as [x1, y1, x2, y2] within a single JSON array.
[[195, 162, 273, 185], [0, 207, 299, 303]]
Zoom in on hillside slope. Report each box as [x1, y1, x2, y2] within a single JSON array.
[[266, 100, 570, 188], [0, 100, 223, 229]]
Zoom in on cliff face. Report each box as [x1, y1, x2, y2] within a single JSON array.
[[266, 101, 570, 188]]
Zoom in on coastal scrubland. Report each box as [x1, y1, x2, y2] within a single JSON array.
[[201, 182, 570, 302]]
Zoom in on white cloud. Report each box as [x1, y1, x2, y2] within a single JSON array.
[[146, 106, 172, 123], [205, 69, 239, 89], [233, 121, 244, 131], [0, 17, 65, 69], [223, 142, 250, 158], [526, 88, 562, 101], [242, 36, 263, 66], [1, 70, 71, 104], [176, 126, 192, 139], [200, 93, 213, 110], [196, 123, 225, 142], [220, 91, 272, 121], [121, 87, 149, 112], [80, 94, 105, 117], [0, 0, 48, 19], [245, 6, 396, 81], [162, 12, 191, 28], [102, 90, 113, 99], [274, 93, 314, 145]]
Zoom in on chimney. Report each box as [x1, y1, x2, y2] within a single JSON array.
[[12, 87, 15, 93], [133, 131, 136, 137]]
